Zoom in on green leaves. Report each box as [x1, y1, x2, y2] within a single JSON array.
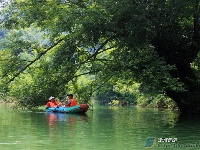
[[0, 0, 199, 112]]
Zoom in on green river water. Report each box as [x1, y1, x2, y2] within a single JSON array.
[[0, 103, 200, 150]]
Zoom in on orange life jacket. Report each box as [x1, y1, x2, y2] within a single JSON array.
[[69, 99, 76, 107], [46, 101, 58, 108]]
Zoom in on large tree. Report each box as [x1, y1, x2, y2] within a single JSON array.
[[1, 0, 200, 113]]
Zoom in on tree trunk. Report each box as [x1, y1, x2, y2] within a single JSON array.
[[151, 0, 200, 113], [152, 33, 200, 113]]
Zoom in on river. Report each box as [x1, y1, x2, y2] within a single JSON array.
[[0, 103, 200, 150]]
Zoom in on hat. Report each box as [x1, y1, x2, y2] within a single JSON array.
[[67, 94, 73, 97], [49, 96, 55, 100]]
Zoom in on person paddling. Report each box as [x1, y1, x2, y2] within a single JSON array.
[[46, 96, 59, 108], [66, 94, 77, 107]]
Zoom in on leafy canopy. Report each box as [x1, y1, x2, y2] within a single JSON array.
[[0, 0, 195, 108]]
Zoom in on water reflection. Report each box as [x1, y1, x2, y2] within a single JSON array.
[[46, 112, 87, 137], [1, 104, 200, 150], [171, 113, 200, 144], [46, 112, 88, 123], [46, 112, 88, 133]]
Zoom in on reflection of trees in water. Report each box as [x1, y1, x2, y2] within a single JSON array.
[[175, 113, 200, 126], [158, 111, 180, 127], [163, 113, 200, 144], [135, 108, 180, 128]]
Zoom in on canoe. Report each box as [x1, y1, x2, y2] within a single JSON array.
[[46, 104, 89, 114]]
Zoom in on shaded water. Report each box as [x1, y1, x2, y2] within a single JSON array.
[[0, 104, 200, 150]]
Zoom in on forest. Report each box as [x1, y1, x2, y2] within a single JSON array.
[[0, 0, 200, 113]]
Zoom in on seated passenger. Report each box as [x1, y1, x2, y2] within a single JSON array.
[[66, 94, 77, 107], [58, 100, 66, 107], [46, 96, 59, 108]]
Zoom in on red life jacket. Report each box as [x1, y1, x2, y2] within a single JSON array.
[[69, 99, 76, 107], [46, 101, 58, 108]]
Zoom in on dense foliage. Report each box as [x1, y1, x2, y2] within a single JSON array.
[[0, 0, 200, 113]]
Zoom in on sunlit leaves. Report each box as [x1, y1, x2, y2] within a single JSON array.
[[0, 27, 49, 80], [0, 0, 198, 110]]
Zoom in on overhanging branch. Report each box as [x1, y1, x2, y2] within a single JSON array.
[[7, 38, 64, 84], [81, 37, 113, 65], [92, 73, 114, 93]]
